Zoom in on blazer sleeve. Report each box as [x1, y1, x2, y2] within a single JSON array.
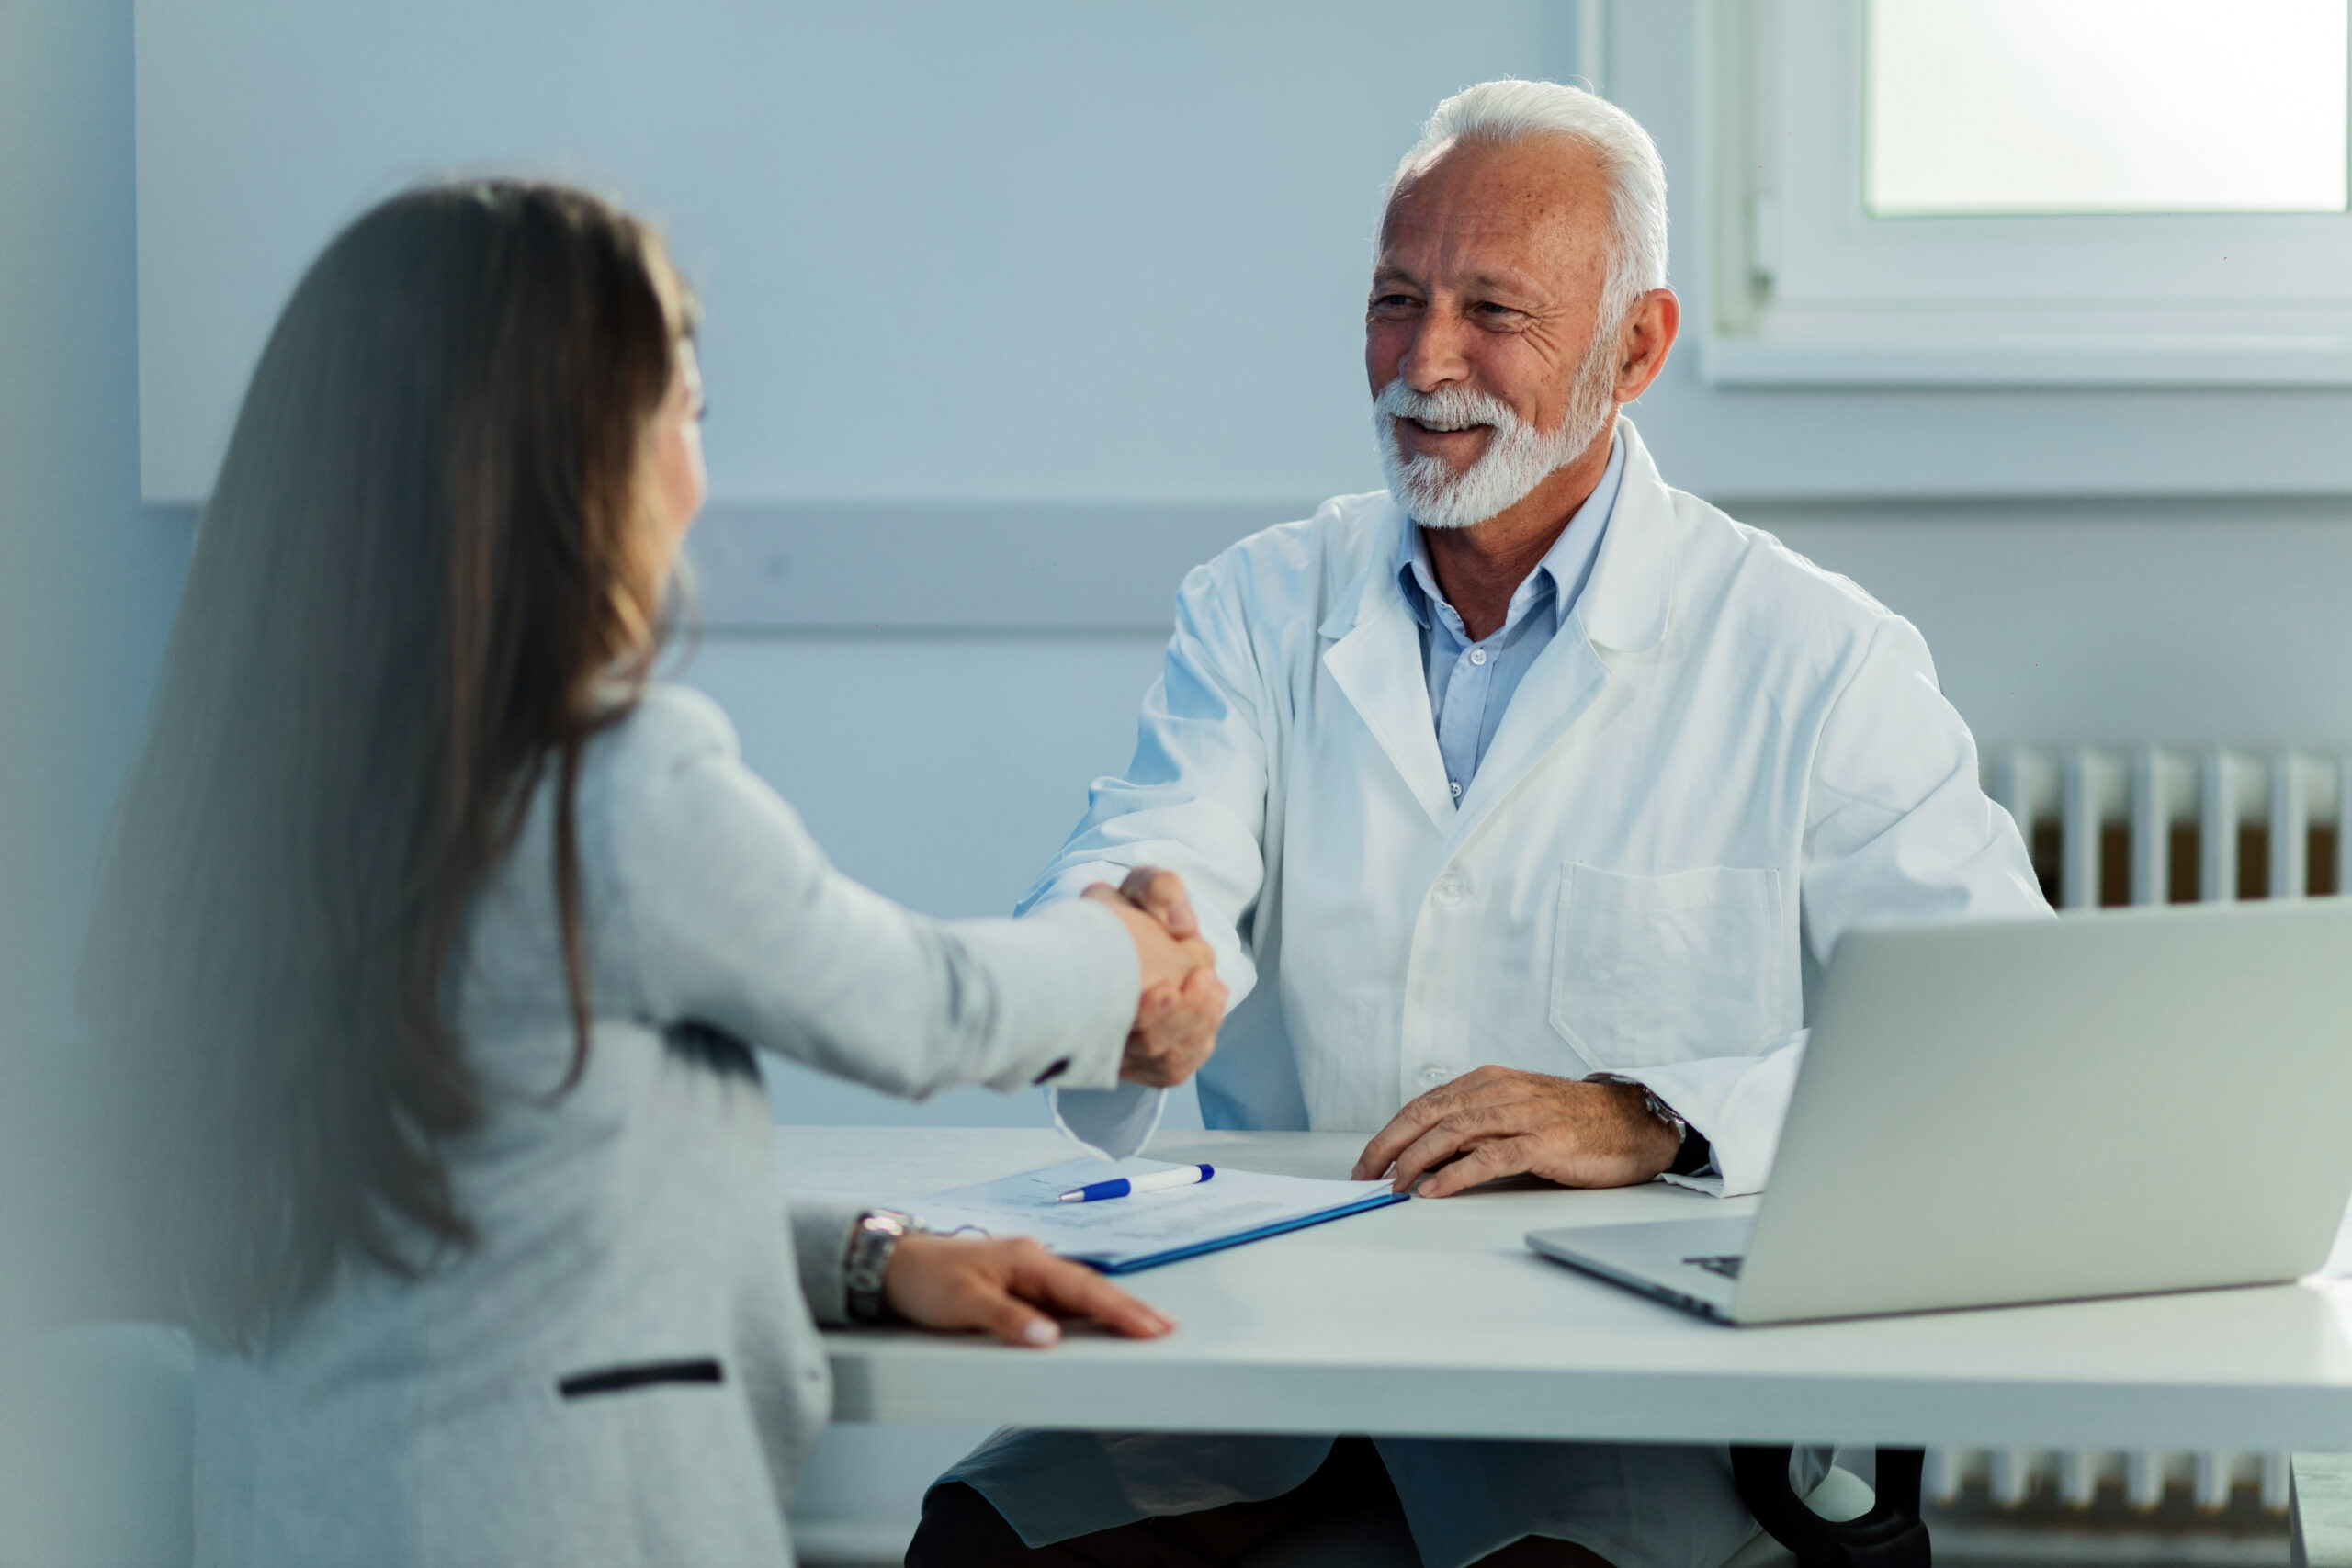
[[614, 690, 1140, 1100], [1611, 616, 2051, 1195], [788, 1198, 866, 1327], [1015, 562, 1278, 1156]]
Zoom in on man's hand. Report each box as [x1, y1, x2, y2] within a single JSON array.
[[1350, 1067, 1680, 1197], [1082, 866, 1227, 1088], [1115, 864, 1200, 942], [881, 1233, 1175, 1348]]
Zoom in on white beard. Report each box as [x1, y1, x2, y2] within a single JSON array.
[[1373, 327, 1619, 531]]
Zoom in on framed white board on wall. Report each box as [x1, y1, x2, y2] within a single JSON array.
[[132, 0, 1576, 505]]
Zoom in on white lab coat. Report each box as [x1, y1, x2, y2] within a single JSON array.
[[1029, 419, 2046, 1194], [951, 420, 2049, 1568]]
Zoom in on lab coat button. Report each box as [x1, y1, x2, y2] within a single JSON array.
[[1432, 875, 1467, 905], [1419, 1064, 1451, 1088]]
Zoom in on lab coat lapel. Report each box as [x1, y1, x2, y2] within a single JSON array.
[[1319, 524, 1456, 834], [1449, 623, 1614, 840], [1451, 419, 1679, 841]]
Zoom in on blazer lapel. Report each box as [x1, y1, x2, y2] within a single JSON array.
[[1320, 556, 1456, 834]]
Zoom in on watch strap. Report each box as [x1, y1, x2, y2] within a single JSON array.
[[843, 1209, 921, 1325], [1668, 1120, 1715, 1178], [1588, 1073, 1713, 1178]]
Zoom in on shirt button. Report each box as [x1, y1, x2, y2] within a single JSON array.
[[1469, 648, 1487, 666], [1419, 1064, 1452, 1088], [1448, 781, 1462, 798], [1433, 875, 1467, 905]]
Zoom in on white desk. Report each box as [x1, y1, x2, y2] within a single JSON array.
[[781, 1127, 2352, 1451]]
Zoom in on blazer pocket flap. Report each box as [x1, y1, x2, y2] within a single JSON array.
[[559, 1358, 725, 1400]]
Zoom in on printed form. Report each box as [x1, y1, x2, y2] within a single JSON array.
[[895, 1157, 1406, 1273]]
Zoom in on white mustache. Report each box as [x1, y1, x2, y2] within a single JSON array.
[[1373, 379, 1522, 437]]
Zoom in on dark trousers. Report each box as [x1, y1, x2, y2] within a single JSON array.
[[906, 1436, 1611, 1568]]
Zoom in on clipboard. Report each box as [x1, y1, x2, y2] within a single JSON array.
[[902, 1156, 1410, 1273]]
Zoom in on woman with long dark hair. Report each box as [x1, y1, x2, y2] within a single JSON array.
[[83, 180, 1223, 1565]]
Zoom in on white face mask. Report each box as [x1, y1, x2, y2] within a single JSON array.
[[1372, 321, 1620, 531]]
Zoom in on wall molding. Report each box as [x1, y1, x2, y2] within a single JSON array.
[[684, 502, 1311, 633], [150, 491, 2352, 639]]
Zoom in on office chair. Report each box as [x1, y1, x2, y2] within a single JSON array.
[[1234, 1459, 1889, 1568]]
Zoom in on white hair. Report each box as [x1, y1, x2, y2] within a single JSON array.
[[1385, 78, 1669, 324]]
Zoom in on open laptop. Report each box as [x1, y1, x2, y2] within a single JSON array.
[[1526, 897, 2352, 1325]]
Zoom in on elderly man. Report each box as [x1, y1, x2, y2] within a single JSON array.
[[910, 79, 2046, 1568]]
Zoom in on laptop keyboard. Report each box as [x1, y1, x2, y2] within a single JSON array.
[[1682, 1254, 1744, 1280]]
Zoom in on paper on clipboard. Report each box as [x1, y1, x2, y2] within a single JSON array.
[[897, 1156, 1407, 1274]]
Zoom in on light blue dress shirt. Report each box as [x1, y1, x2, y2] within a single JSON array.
[[1396, 429, 1625, 805]]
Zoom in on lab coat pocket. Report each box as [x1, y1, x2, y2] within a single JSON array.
[[1549, 863, 1785, 1068]]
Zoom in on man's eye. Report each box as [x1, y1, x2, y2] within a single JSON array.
[[1370, 293, 1420, 312]]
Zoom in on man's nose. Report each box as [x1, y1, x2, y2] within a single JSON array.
[[1397, 309, 1473, 392]]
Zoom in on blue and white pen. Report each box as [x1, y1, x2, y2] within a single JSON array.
[[1057, 1164, 1216, 1202]]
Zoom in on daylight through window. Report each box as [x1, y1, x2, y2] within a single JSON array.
[[1865, 0, 2349, 217]]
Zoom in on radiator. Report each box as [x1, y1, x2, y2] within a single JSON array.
[[1919, 745, 2347, 1524], [1986, 747, 2348, 909], [1925, 1446, 2290, 1514]]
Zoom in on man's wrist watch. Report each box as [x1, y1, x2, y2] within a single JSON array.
[[1587, 1074, 1713, 1178], [843, 1209, 922, 1325]]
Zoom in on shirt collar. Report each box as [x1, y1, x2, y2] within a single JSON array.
[[1395, 425, 1626, 640]]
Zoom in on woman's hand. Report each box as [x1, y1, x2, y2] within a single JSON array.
[[1085, 869, 1227, 1088], [880, 1233, 1176, 1348]]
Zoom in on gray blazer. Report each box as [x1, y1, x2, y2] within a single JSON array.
[[191, 684, 1138, 1566]]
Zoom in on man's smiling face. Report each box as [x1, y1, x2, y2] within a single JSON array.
[[1365, 133, 1618, 481]]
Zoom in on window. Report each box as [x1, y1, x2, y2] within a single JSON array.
[[1700, 0, 2352, 386], [1866, 0, 2346, 217]]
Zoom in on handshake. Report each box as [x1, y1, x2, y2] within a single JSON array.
[[1082, 867, 1227, 1088]]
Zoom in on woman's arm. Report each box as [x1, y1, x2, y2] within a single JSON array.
[[789, 1197, 1171, 1346], [614, 690, 1153, 1099]]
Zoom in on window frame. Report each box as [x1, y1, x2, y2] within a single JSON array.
[[1697, 0, 2352, 388]]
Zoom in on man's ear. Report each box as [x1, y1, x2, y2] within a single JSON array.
[[1613, 288, 1681, 403]]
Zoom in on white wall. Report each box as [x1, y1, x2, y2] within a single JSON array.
[[1758, 499, 2352, 747]]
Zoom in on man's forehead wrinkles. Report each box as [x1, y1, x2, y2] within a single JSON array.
[[1395, 225, 1575, 289], [1384, 207, 1595, 265]]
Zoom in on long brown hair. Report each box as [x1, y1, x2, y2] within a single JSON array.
[[83, 181, 695, 1346]]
